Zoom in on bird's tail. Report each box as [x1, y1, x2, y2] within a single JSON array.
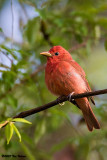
[[82, 106, 100, 131], [76, 98, 100, 131]]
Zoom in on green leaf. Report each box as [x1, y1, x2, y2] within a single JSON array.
[[104, 40, 107, 51], [0, 28, 3, 32], [12, 123, 21, 142], [7, 95, 18, 108], [5, 122, 13, 144], [0, 45, 17, 59], [20, 142, 35, 160], [13, 118, 32, 124], [7, 118, 12, 121], [34, 119, 46, 144]]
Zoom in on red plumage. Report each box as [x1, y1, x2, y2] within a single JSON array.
[[41, 46, 100, 131]]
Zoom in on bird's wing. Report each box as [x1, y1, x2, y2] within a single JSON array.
[[69, 60, 86, 77], [84, 78, 95, 105], [68, 60, 95, 105]]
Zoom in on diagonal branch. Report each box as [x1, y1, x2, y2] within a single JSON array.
[[13, 89, 107, 119], [69, 40, 88, 52]]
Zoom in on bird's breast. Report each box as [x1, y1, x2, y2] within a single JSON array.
[[45, 61, 87, 96]]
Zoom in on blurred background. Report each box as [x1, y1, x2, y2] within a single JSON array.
[[0, 0, 107, 159]]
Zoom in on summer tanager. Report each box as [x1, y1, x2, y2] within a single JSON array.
[[40, 46, 100, 131]]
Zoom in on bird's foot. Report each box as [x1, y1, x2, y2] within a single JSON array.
[[59, 102, 65, 106], [68, 92, 75, 102], [57, 95, 66, 106]]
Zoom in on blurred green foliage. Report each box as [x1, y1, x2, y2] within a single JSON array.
[[0, 0, 107, 159]]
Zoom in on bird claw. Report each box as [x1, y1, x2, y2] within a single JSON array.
[[59, 102, 65, 106], [68, 92, 75, 102]]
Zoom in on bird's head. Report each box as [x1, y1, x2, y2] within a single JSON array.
[[40, 46, 72, 62]]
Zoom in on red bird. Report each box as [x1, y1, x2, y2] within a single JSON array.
[[40, 46, 100, 131]]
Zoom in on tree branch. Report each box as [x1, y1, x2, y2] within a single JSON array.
[[13, 89, 107, 119], [40, 20, 53, 47]]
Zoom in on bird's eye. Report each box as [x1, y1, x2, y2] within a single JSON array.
[[55, 52, 59, 56]]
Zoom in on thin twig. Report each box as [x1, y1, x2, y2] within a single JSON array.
[[13, 89, 107, 119]]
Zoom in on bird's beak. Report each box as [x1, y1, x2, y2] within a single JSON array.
[[40, 52, 52, 57]]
